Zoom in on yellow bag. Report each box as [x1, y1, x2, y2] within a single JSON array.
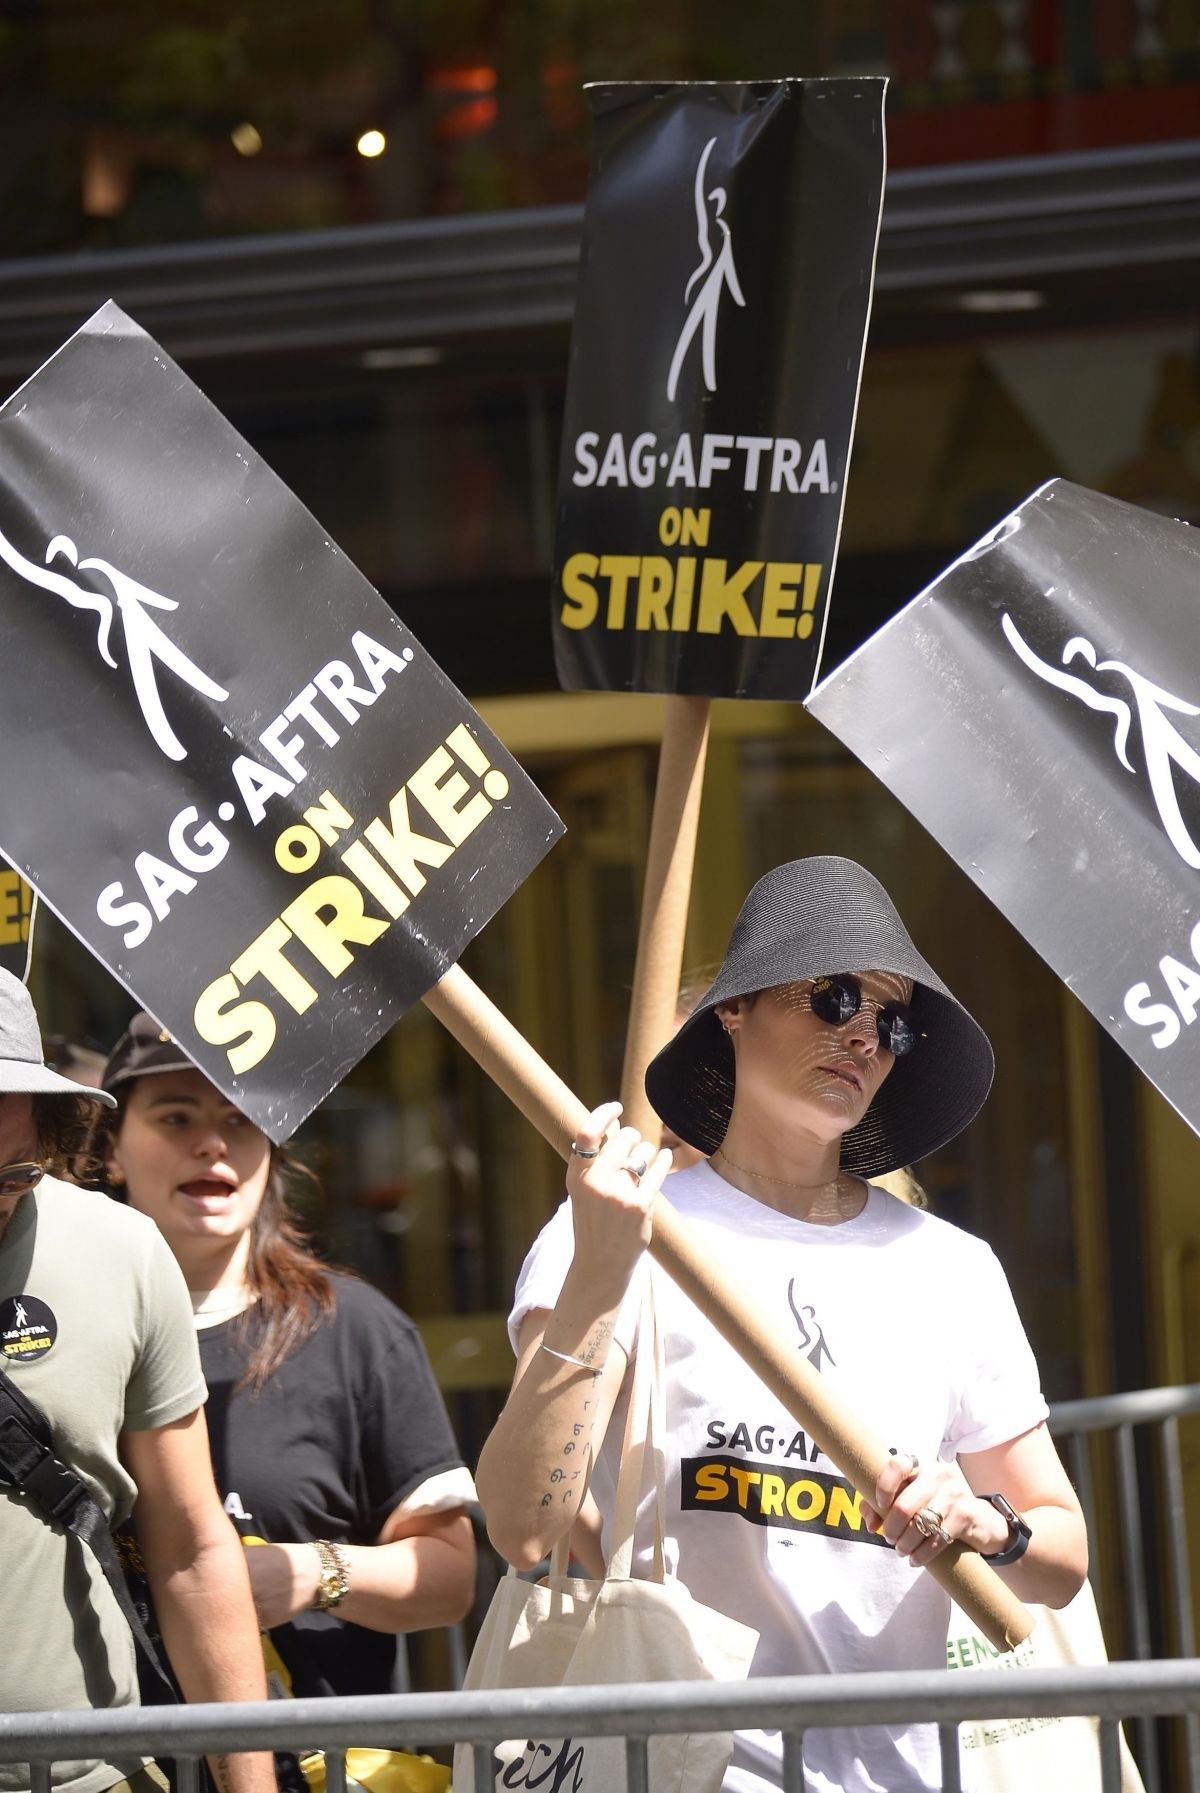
[[298, 1748, 449, 1793]]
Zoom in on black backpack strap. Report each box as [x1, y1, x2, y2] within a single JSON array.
[[0, 1361, 178, 1700]]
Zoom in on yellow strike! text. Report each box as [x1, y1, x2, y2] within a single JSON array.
[[559, 554, 822, 640]]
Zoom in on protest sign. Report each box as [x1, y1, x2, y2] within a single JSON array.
[[552, 79, 886, 1129], [0, 302, 563, 1140], [552, 78, 886, 702], [0, 865, 35, 983], [806, 479, 1200, 1139]]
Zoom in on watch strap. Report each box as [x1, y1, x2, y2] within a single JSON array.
[[979, 1491, 1032, 1566]]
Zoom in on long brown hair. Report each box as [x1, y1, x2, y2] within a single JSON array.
[[76, 1088, 337, 1393]]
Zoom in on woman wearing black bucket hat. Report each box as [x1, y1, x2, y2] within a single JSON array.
[[476, 857, 1086, 1793]]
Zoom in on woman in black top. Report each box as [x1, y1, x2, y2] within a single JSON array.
[[87, 1013, 476, 1700]]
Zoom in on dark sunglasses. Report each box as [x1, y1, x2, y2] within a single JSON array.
[[808, 975, 921, 1058], [0, 1160, 45, 1198]]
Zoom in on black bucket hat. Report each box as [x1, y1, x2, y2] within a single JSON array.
[[644, 856, 993, 1178], [102, 1012, 196, 1093]]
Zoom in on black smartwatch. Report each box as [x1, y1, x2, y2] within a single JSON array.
[[979, 1492, 1032, 1565]]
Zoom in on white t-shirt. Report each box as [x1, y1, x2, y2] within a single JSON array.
[[510, 1160, 1049, 1793]]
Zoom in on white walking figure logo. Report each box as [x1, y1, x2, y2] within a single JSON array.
[[1002, 612, 1200, 869], [665, 135, 746, 403], [13, 1302, 27, 1329], [0, 524, 228, 762]]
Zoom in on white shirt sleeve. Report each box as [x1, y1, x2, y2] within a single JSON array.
[[508, 1199, 644, 1359], [393, 1465, 479, 1516], [942, 1240, 1049, 1457]]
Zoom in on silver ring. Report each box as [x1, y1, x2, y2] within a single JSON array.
[[913, 1507, 951, 1546], [625, 1152, 652, 1182], [570, 1141, 601, 1159]]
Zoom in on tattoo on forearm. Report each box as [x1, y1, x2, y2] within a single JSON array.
[[536, 1329, 609, 1517], [578, 1321, 613, 1366]]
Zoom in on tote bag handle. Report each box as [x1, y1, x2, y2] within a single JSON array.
[[543, 1273, 667, 1586], [608, 1272, 667, 1584]]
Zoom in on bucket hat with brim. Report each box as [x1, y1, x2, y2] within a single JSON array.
[[0, 969, 115, 1105], [644, 856, 993, 1178]]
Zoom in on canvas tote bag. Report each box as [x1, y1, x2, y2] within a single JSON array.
[[948, 1585, 1144, 1793], [453, 1281, 759, 1793]]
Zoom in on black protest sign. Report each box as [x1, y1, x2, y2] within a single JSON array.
[[0, 863, 35, 983], [807, 479, 1200, 1138], [0, 303, 564, 1142], [552, 79, 886, 701]]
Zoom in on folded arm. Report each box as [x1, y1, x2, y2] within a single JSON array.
[[243, 1505, 477, 1632]]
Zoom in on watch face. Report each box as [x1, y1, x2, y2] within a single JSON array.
[[981, 1492, 1032, 1563], [986, 1492, 1027, 1531]]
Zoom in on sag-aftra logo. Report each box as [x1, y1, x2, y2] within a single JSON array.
[[1003, 611, 1200, 1050], [0, 522, 227, 762], [559, 130, 833, 648]]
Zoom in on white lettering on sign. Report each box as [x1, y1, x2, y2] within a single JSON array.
[[1124, 915, 1200, 1050], [571, 432, 832, 496], [95, 628, 413, 949], [193, 724, 511, 1073]]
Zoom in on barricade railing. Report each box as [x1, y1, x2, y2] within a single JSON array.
[[384, 1385, 1200, 1781], [1049, 1381, 1200, 1789], [4, 1662, 1200, 1793], [7, 1384, 1196, 1790]]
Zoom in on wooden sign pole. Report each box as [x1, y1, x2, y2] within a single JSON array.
[[422, 962, 1033, 1652], [617, 695, 712, 1140]]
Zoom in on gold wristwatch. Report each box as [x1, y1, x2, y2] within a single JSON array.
[[311, 1538, 351, 1610]]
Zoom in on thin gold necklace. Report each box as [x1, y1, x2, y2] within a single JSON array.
[[713, 1148, 849, 1192]]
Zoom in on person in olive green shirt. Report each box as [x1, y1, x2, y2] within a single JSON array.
[[0, 969, 273, 1793]]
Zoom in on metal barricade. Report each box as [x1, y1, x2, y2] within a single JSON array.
[[4, 1662, 1200, 1793], [5, 1385, 1197, 1790], [1049, 1382, 1200, 1790], [401, 1384, 1200, 1786]]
